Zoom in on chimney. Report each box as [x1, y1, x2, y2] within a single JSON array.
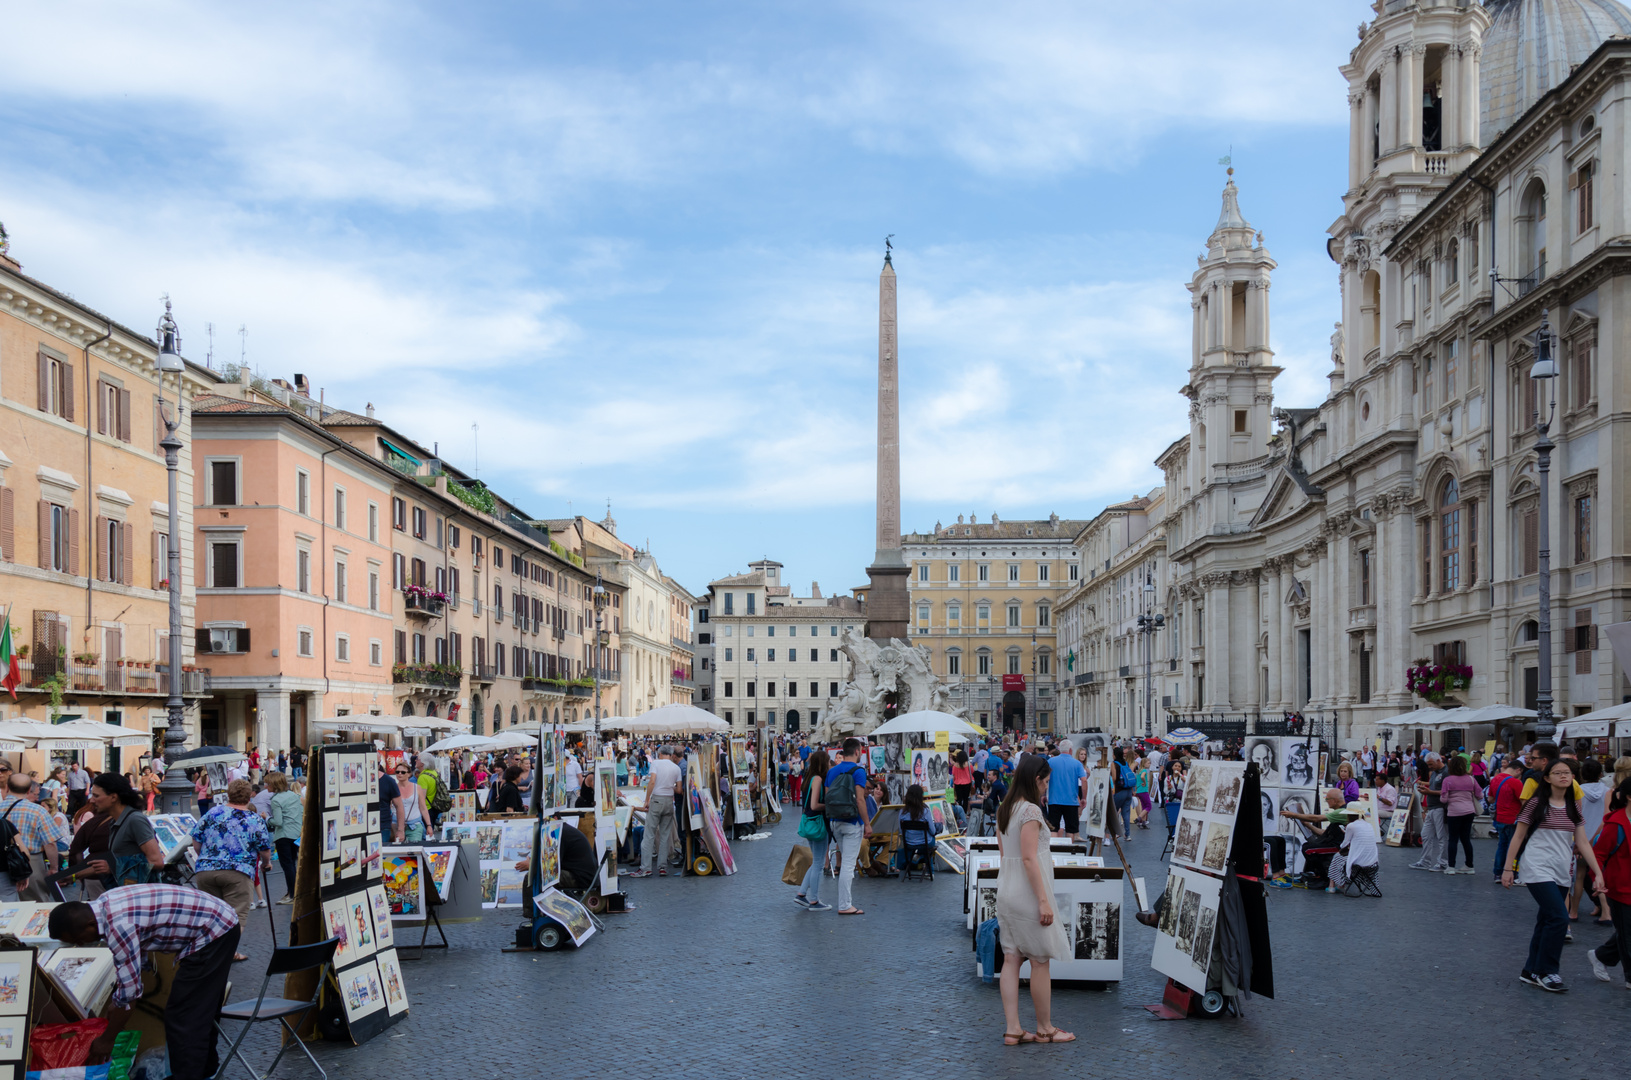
[[293, 374, 309, 395], [811, 581, 823, 598], [365, 402, 375, 419]]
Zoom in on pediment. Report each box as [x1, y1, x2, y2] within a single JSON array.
[[1251, 467, 1307, 528]]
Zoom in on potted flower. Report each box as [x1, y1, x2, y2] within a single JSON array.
[[1406, 658, 1473, 704]]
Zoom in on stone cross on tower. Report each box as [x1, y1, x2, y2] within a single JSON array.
[[866, 244, 910, 641]]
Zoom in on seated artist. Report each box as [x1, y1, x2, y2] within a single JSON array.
[[513, 820, 601, 893], [1278, 788, 1352, 889], [49, 885, 239, 1080]]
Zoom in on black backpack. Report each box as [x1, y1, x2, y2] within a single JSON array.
[[824, 764, 862, 822], [0, 803, 35, 880]]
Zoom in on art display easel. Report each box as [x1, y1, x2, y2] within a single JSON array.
[[287, 743, 409, 1045], [1144, 759, 1273, 1020]]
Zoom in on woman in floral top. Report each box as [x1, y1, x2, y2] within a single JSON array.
[[190, 778, 272, 960]]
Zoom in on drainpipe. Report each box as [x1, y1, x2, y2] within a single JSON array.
[[83, 321, 113, 723]]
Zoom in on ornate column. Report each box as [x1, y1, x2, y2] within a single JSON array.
[[1463, 44, 1481, 150], [1362, 83, 1378, 173], [1266, 558, 1284, 710], [1243, 569, 1262, 709], [1379, 51, 1398, 153], [1405, 43, 1426, 150], [1440, 45, 1460, 149], [1349, 88, 1365, 189]]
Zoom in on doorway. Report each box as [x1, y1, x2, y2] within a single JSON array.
[[1002, 691, 1026, 733]]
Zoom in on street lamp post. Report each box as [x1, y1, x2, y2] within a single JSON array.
[[1136, 574, 1164, 741], [592, 576, 607, 758], [154, 301, 193, 815], [1530, 310, 1560, 740]]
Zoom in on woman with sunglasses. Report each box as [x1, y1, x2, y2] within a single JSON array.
[[394, 763, 431, 844]]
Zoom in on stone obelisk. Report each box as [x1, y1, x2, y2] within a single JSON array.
[[866, 246, 910, 642]]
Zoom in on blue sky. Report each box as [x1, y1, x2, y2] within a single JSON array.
[[0, 1, 1373, 599]]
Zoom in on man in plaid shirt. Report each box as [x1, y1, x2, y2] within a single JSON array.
[[0, 771, 70, 900], [49, 884, 239, 1079]]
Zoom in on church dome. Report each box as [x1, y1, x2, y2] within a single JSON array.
[[1481, 0, 1631, 144]]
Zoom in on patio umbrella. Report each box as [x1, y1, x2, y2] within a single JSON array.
[[166, 745, 247, 768], [869, 711, 981, 739], [624, 705, 729, 734], [1556, 701, 1631, 740], [1162, 728, 1209, 746], [423, 732, 494, 753], [52, 718, 156, 748], [0, 718, 100, 752], [484, 730, 538, 750]]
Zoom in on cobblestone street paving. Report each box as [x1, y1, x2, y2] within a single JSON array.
[[224, 819, 1623, 1079]]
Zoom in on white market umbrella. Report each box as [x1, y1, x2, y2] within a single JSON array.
[[1556, 701, 1631, 740], [870, 711, 980, 738], [1373, 707, 1450, 729], [0, 718, 94, 751], [484, 730, 538, 750], [52, 718, 153, 748], [1160, 728, 1209, 747], [624, 705, 728, 734], [423, 732, 494, 753]]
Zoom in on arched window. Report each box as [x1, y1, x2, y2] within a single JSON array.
[[493, 703, 502, 728], [529, 706, 537, 724], [510, 705, 518, 726], [1445, 238, 1458, 286], [1522, 620, 1539, 642], [1521, 179, 1548, 280], [426, 702, 438, 717], [401, 700, 415, 716], [1440, 478, 1462, 590]]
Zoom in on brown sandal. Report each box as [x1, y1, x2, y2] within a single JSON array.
[[1002, 1030, 1038, 1045], [1036, 1028, 1076, 1043]]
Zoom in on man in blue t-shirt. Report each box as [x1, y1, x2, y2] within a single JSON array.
[[1046, 741, 1087, 840], [823, 738, 871, 915]]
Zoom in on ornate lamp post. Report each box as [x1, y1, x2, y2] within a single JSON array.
[[592, 575, 608, 757], [1529, 310, 1559, 740], [154, 302, 194, 815], [1137, 572, 1164, 740]]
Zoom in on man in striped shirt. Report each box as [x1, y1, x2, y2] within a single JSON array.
[[49, 885, 239, 1079]]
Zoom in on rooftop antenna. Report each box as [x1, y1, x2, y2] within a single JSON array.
[[206, 322, 215, 369], [238, 324, 247, 368]]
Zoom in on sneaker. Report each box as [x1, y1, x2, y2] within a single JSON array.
[[1408, 861, 1429, 870], [276, 896, 293, 905], [625, 869, 653, 878], [1427, 865, 1445, 873], [1518, 971, 1542, 987], [807, 901, 833, 911], [1565, 928, 1573, 943], [791, 895, 810, 908], [1537, 974, 1568, 993], [658, 868, 669, 876], [1587, 949, 1611, 983]]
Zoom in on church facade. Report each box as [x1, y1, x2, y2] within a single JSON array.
[[1157, 0, 1631, 747]]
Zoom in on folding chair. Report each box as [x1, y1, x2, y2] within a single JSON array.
[[214, 936, 340, 1080]]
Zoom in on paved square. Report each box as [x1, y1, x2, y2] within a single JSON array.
[[221, 819, 1624, 1078]]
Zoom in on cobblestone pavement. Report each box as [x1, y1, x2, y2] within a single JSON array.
[[221, 814, 1625, 1079]]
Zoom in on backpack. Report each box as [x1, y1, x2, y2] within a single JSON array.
[[1115, 763, 1136, 792], [421, 770, 452, 816], [824, 764, 862, 822], [0, 803, 33, 881]]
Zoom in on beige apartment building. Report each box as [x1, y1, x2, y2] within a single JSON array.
[[1054, 491, 1167, 739], [0, 243, 215, 771], [902, 514, 1088, 735], [193, 370, 622, 751], [701, 560, 861, 733], [666, 576, 698, 705]]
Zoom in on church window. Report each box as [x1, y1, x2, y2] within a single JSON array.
[[1444, 240, 1458, 287], [1233, 410, 1247, 434], [1439, 479, 1462, 591], [1575, 162, 1594, 234]]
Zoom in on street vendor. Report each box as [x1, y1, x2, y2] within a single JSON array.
[[47, 884, 239, 1080]]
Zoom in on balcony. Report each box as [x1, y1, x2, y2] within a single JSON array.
[[472, 664, 497, 685], [1073, 672, 1095, 686], [402, 588, 446, 619], [671, 636, 693, 654], [672, 675, 696, 690], [1118, 665, 1131, 678], [587, 667, 620, 683], [567, 684, 593, 699], [15, 659, 208, 698], [392, 663, 461, 698], [522, 677, 568, 701]]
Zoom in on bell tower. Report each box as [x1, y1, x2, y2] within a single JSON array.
[[1183, 175, 1278, 502]]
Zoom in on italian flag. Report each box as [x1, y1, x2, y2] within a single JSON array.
[[0, 608, 17, 700]]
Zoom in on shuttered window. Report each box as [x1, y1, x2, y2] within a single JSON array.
[[36, 351, 73, 421], [0, 487, 13, 564]]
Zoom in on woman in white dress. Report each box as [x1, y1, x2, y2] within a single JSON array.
[[995, 755, 1075, 1045]]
